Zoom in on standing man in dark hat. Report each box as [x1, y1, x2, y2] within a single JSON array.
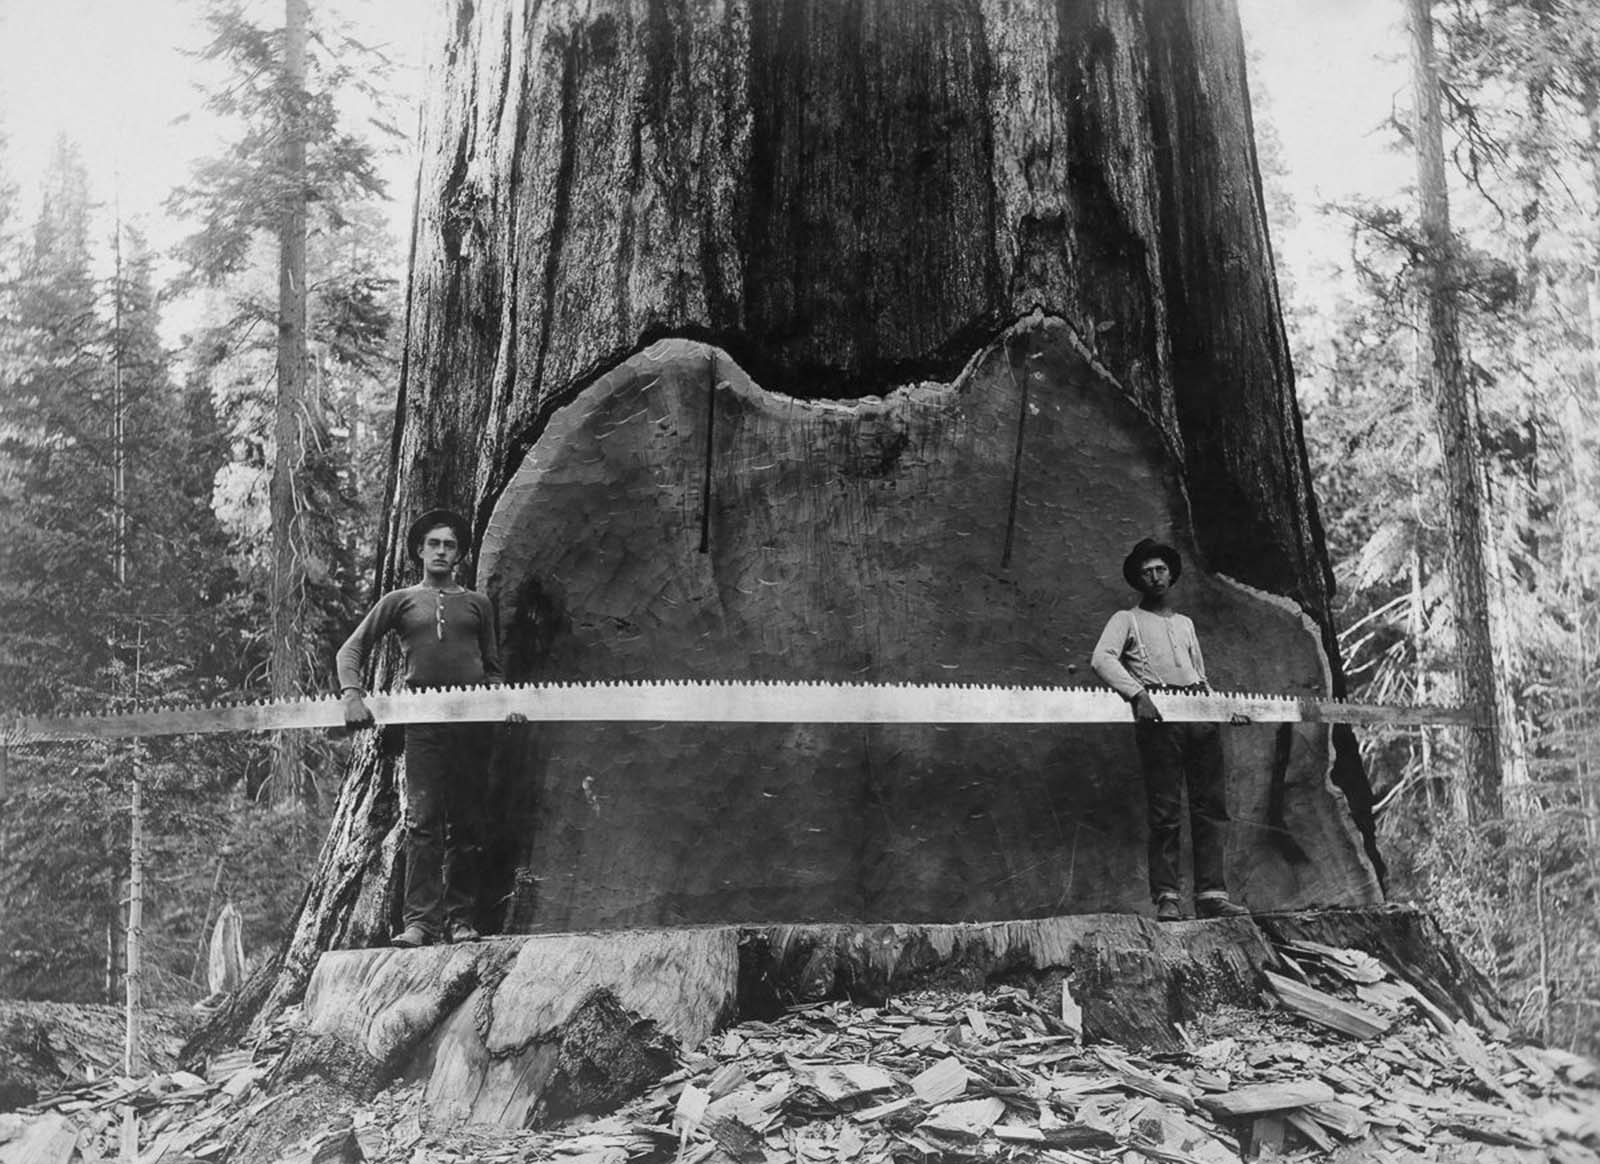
[[337, 508, 514, 947], [1091, 538, 1248, 922]]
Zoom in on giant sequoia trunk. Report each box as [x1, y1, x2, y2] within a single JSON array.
[[249, 0, 1369, 1031]]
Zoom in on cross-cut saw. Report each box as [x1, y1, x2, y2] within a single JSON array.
[[3, 681, 1474, 744]]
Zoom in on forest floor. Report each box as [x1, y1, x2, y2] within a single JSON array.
[[0, 999, 193, 1113], [2, 939, 1598, 1164]]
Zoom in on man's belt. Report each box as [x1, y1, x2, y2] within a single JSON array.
[[2, 682, 1475, 744]]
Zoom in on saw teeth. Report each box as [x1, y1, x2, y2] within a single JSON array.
[[12, 680, 1470, 738]]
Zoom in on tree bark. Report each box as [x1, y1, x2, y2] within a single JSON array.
[[268, 0, 311, 804], [384, 0, 1330, 614], [1406, 0, 1506, 826], [250, 0, 1365, 1035]]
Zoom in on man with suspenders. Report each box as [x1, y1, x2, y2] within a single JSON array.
[[1091, 538, 1249, 922]]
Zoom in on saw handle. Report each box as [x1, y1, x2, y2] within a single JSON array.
[[341, 690, 376, 731]]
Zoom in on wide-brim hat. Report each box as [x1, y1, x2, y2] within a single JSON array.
[[1122, 538, 1182, 589], [407, 508, 472, 563]]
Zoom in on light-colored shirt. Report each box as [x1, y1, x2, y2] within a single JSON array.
[[1090, 607, 1209, 700]]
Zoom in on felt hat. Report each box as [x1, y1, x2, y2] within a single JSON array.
[[1122, 538, 1182, 589], [407, 508, 472, 564]]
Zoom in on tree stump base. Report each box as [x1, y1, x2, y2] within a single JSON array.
[[289, 905, 1497, 1130]]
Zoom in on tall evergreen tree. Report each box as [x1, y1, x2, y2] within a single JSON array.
[[269, 0, 312, 805], [0, 138, 263, 1001], [0, 113, 17, 288], [1408, 0, 1509, 825], [0, 139, 110, 712], [0, 116, 26, 591], [167, 0, 400, 805], [1270, 0, 1600, 1055], [0, 143, 138, 999]]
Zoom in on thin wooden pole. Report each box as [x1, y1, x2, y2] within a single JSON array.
[[124, 629, 145, 1077], [111, 196, 144, 1077]]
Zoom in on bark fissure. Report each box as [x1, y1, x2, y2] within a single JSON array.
[[1050, 2, 1166, 447], [527, 31, 586, 419], [479, 8, 536, 520]]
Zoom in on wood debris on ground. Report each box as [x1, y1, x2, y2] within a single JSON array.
[[0, 1009, 291, 1164], [0, 1001, 193, 1113], [2, 937, 1598, 1163]]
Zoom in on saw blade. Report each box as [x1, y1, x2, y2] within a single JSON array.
[[3, 681, 1474, 744]]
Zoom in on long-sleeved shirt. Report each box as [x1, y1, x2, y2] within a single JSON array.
[[336, 585, 504, 693], [1090, 606, 1209, 700]]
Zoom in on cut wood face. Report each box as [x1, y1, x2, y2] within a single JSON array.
[[475, 326, 1379, 931]]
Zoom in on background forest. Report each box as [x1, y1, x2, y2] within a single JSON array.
[[0, 0, 405, 1010], [0, 0, 1596, 1060]]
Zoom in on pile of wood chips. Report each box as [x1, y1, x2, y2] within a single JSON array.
[[0, 1001, 191, 1111], [0, 1020, 282, 1164], [3, 936, 1597, 1164]]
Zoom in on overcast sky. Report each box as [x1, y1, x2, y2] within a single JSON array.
[[1237, 0, 1414, 274], [0, 1, 1410, 288], [0, 0, 434, 258]]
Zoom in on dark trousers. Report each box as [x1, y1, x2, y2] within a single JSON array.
[[402, 723, 490, 936], [1134, 720, 1229, 902]]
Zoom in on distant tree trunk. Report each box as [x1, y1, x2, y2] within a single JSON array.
[[1407, 544, 1440, 812], [1407, 0, 1505, 825], [111, 214, 144, 1076], [1579, 79, 1600, 850], [244, 0, 1368, 1037], [124, 745, 144, 1074], [268, 0, 310, 804], [1587, 78, 1600, 437]]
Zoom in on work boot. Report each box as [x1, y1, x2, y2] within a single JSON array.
[[392, 925, 430, 948], [1155, 897, 1183, 923], [447, 921, 481, 944], [1196, 896, 1249, 919]]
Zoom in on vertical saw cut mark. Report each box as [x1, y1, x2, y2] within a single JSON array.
[[699, 349, 717, 554], [1001, 341, 1030, 569]]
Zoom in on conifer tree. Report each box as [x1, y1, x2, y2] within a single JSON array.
[[0, 139, 256, 1001], [0, 139, 110, 711], [1278, 0, 1600, 1055], [0, 142, 132, 999], [1408, 0, 1509, 825], [167, 0, 400, 805]]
